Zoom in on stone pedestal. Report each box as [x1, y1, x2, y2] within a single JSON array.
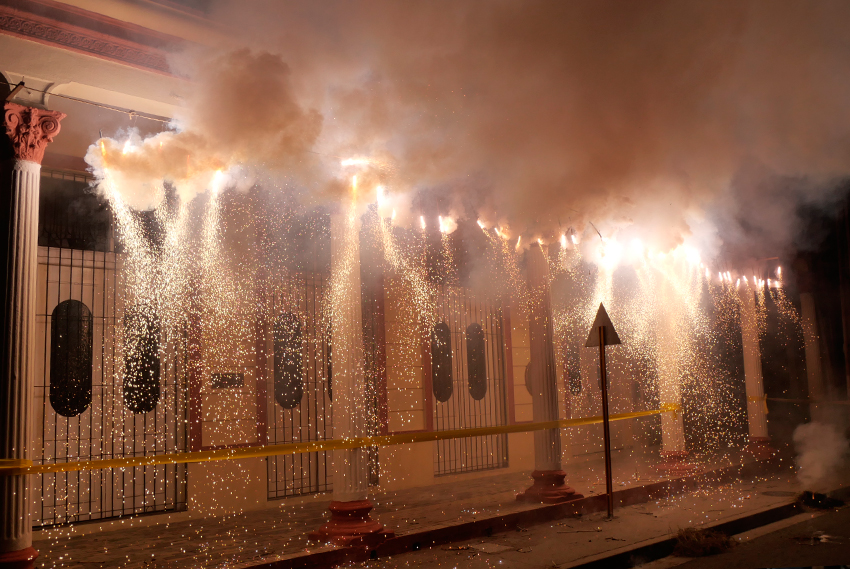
[[310, 209, 392, 547], [516, 244, 582, 504], [0, 103, 63, 569], [740, 287, 774, 460]]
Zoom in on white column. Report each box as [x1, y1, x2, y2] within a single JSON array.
[[800, 292, 825, 420], [1, 102, 63, 566], [526, 243, 561, 471], [0, 161, 40, 556], [657, 298, 687, 454], [329, 211, 369, 503], [740, 287, 769, 439]]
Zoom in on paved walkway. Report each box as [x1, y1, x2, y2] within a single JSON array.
[[33, 447, 776, 569]]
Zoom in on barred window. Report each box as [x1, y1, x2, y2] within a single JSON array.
[[431, 322, 453, 402], [49, 300, 93, 417], [466, 323, 487, 400], [123, 305, 161, 413], [274, 313, 304, 409]]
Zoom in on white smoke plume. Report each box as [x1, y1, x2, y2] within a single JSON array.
[[793, 421, 849, 492], [88, 1, 850, 261]]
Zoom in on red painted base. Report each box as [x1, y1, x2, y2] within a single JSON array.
[[308, 500, 394, 547], [747, 436, 776, 461], [0, 547, 38, 569], [656, 450, 699, 476], [516, 470, 584, 504]]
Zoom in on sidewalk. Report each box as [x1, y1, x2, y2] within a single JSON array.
[[33, 447, 788, 569]]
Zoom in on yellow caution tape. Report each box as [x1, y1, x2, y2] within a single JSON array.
[[0, 407, 673, 476], [747, 395, 769, 415], [0, 459, 33, 468], [766, 397, 850, 406]]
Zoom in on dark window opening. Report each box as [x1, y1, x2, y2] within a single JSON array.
[[39, 171, 111, 252], [50, 300, 93, 417], [466, 323, 487, 400], [123, 305, 161, 413], [431, 322, 453, 402], [274, 313, 304, 409]]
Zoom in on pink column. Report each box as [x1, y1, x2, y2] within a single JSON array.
[[0, 102, 64, 569], [516, 243, 582, 503]]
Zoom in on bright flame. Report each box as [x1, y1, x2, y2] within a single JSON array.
[[341, 157, 371, 167], [210, 169, 224, 194], [560, 234, 567, 248], [537, 238, 543, 245], [571, 234, 579, 245], [420, 216, 426, 230], [376, 185, 384, 205], [777, 266, 782, 278], [391, 209, 397, 222], [516, 236, 522, 250], [122, 140, 131, 155], [477, 219, 485, 229]]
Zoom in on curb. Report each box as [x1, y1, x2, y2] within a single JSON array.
[[560, 485, 850, 569], [235, 458, 786, 569]]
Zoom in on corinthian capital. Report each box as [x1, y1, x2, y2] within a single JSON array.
[[3, 102, 66, 164]]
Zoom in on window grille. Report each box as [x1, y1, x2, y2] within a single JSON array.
[[33, 173, 187, 528], [266, 272, 333, 499], [432, 286, 509, 476]]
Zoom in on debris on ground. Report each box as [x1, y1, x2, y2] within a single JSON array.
[[798, 491, 845, 509], [469, 543, 513, 554], [605, 537, 626, 541], [441, 545, 469, 551], [673, 527, 735, 557], [793, 531, 844, 545], [557, 527, 602, 534]]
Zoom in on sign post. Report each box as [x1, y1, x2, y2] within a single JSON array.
[[585, 303, 621, 519]]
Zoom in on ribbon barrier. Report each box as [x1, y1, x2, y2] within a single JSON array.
[[0, 405, 677, 477], [766, 397, 850, 406], [747, 394, 769, 415]]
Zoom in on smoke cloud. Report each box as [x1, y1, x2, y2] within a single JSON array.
[[89, 1, 850, 260], [793, 421, 849, 492]]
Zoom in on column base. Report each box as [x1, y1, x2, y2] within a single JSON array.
[[747, 436, 776, 461], [0, 547, 38, 569], [656, 450, 699, 476], [516, 470, 583, 504], [308, 500, 394, 548]]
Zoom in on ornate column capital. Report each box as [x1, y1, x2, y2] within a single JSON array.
[[3, 102, 65, 164]]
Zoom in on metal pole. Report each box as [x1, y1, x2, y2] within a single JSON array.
[[598, 325, 614, 518]]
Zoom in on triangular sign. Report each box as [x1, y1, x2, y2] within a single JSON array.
[[584, 303, 622, 347]]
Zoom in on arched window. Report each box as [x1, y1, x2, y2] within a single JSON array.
[[274, 313, 303, 409], [123, 305, 161, 413], [431, 322, 453, 402], [466, 323, 487, 400], [50, 300, 93, 417], [524, 361, 533, 395]]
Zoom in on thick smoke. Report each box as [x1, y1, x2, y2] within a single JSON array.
[[91, 1, 850, 259], [86, 49, 323, 209], [793, 421, 849, 492]]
